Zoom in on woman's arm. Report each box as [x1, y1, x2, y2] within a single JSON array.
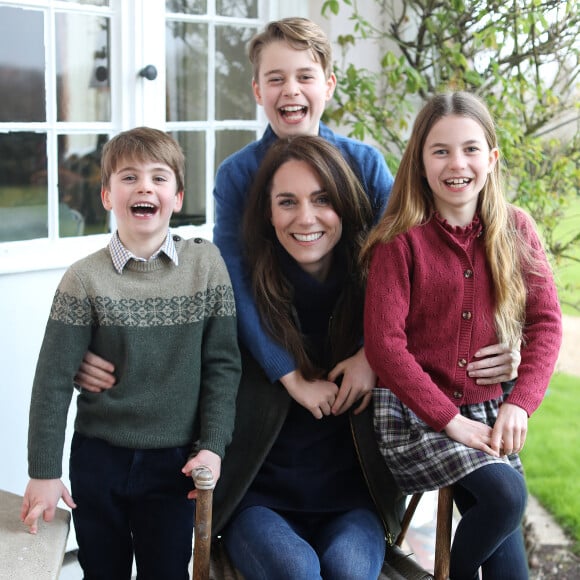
[[467, 342, 520, 384], [74, 351, 116, 392]]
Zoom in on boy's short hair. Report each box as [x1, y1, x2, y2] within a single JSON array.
[[248, 17, 333, 80], [101, 127, 185, 192]]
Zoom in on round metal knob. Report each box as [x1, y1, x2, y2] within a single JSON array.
[[139, 65, 158, 81]]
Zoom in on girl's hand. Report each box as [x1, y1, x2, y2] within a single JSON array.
[[74, 351, 116, 393], [328, 348, 377, 415], [467, 342, 521, 385], [182, 449, 221, 500], [21, 479, 77, 534], [444, 414, 500, 458], [491, 402, 528, 456], [280, 370, 339, 419]]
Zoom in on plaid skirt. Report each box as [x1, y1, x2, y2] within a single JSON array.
[[373, 388, 523, 495]]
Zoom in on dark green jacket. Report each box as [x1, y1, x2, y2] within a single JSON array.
[[212, 348, 405, 545]]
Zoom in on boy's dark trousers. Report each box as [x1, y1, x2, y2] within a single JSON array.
[[69, 433, 195, 579]]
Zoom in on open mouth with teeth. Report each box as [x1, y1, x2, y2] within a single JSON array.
[[445, 178, 472, 188], [293, 232, 323, 242], [131, 203, 158, 216], [280, 105, 307, 120]]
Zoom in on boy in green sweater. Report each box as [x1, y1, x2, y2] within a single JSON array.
[[21, 127, 241, 579]]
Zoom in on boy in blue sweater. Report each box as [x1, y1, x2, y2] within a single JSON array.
[[22, 127, 241, 579]]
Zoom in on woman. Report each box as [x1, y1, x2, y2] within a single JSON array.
[[212, 136, 391, 579]]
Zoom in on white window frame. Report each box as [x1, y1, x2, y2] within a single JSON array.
[[0, 0, 305, 274]]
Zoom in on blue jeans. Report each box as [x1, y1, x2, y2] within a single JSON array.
[[451, 463, 529, 579], [69, 433, 195, 580], [223, 506, 386, 580]]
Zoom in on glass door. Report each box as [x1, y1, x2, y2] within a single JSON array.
[[0, 0, 267, 248]]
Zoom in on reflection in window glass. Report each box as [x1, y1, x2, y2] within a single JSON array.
[[0, 133, 48, 242], [166, 0, 206, 15], [217, 0, 257, 18], [58, 134, 109, 237], [166, 23, 208, 122], [59, 0, 109, 5], [216, 26, 255, 121], [0, 7, 45, 122], [56, 14, 111, 122], [215, 130, 256, 174], [171, 132, 206, 226]]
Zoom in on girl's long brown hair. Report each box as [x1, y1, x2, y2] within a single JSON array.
[[243, 136, 373, 379], [361, 92, 538, 348]]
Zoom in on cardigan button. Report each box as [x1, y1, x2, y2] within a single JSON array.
[[464, 269, 473, 278], [462, 311, 472, 320], [458, 358, 467, 367], [453, 391, 463, 399]]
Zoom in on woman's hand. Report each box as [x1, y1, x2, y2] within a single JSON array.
[[280, 370, 339, 419], [491, 402, 528, 456], [328, 348, 377, 415], [444, 414, 500, 458], [467, 342, 521, 385], [74, 351, 116, 393]]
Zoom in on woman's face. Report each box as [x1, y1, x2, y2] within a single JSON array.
[[270, 159, 342, 281]]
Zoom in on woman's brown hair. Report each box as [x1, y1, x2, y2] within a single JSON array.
[[243, 135, 373, 379]]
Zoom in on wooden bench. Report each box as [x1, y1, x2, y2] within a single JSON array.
[[0, 489, 71, 579]]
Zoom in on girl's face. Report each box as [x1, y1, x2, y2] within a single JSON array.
[[422, 114, 498, 226], [270, 159, 342, 281]]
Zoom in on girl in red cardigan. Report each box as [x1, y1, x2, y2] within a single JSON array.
[[362, 92, 562, 579]]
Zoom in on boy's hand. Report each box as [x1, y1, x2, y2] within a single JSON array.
[[491, 402, 528, 456], [328, 347, 376, 416], [21, 479, 76, 534], [280, 370, 339, 419], [182, 450, 221, 500], [74, 351, 116, 393], [467, 342, 521, 384]]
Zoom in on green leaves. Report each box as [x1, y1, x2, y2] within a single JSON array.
[[322, 0, 580, 311]]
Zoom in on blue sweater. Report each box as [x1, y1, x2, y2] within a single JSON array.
[[213, 122, 393, 382]]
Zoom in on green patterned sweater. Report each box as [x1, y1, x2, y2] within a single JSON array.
[[28, 236, 241, 479]]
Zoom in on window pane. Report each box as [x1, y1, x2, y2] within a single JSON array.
[[58, 134, 109, 237], [170, 131, 206, 226], [59, 0, 110, 5], [166, 0, 206, 15], [56, 14, 111, 122], [216, 0, 257, 18], [0, 133, 48, 242], [216, 26, 255, 120], [166, 22, 208, 122], [215, 130, 255, 172], [0, 7, 45, 122]]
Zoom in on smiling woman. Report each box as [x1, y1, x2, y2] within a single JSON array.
[[269, 158, 343, 281]]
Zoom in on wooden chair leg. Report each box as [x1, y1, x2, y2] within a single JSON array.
[[434, 486, 454, 580], [192, 466, 216, 580], [395, 492, 423, 547]]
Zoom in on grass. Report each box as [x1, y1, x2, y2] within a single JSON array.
[[551, 196, 580, 316], [521, 372, 580, 551]]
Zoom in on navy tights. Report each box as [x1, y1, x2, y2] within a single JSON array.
[[450, 463, 529, 579]]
